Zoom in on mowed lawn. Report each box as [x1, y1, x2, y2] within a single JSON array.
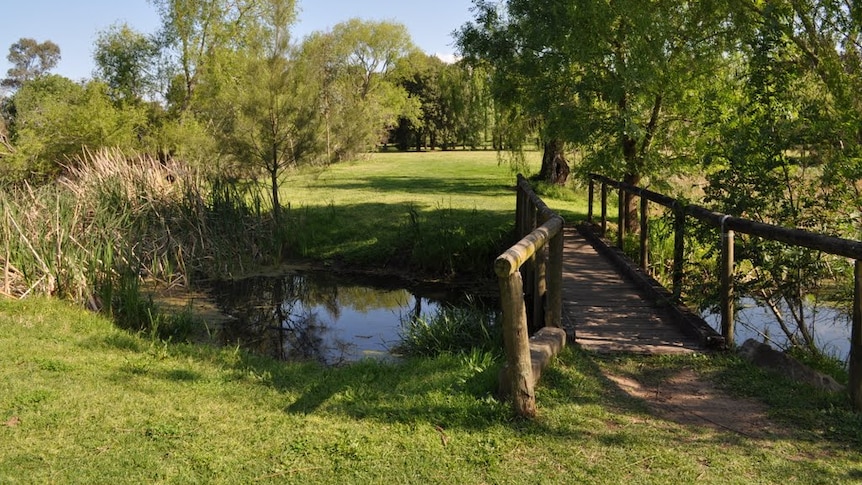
[[2, 151, 861, 483], [275, 150, 586, 273], [3, 297, 860, 484]]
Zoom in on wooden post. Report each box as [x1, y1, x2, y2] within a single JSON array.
[[533, 231, 547, 330], [617, 187, 625, 248], [499, 271, 537, 418], [600, 182, 608, 236], [515, 186, 524, 238], [672, 203, 685, 302], [547, 223, 563, 328], [639, 194, 649, 271], [850, 261, 862, 411], [587, 178, 594, 224], [720, 220, 735, 347]]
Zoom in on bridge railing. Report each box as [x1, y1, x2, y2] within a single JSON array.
[[587, 173, 862, 410], [494, 174, 564, 418]]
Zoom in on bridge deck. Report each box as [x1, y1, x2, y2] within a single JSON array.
[[561, 227, 705, 354]]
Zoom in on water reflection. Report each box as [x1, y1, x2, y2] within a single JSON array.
[[208, 271, 469, 365], [703, 298, 851, 361]]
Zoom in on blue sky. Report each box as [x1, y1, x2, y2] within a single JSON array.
[[0, 0, 475, 82]]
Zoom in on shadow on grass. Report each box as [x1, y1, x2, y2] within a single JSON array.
[[318, 175, 515, 199], [590, 351, 862, 449], [282, 202, 515, 276]]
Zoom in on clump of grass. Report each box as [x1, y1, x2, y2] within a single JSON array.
[[397, 302, 502, 357]]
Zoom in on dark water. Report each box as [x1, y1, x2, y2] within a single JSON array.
[[703, 298, 851, 361], [208, 271, 489, 365]]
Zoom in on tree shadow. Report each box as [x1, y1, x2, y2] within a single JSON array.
[[320, 175, 514, 198]]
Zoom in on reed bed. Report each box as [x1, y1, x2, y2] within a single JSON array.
[[0, 149, 270, 315]]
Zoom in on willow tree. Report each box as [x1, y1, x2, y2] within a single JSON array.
[[459, 1, 735, 223]]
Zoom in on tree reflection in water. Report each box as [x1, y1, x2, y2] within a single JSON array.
[[209, 271, 463, 365]]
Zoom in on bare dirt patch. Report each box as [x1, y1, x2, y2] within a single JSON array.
[[605, 369, 786, 439]]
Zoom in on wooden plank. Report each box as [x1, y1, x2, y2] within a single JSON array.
[[562, 228, 706, 355]]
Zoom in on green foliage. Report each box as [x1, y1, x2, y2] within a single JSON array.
[[458, 1, 734, 185], [702, 2, 861, 356], [299, 18, 418, 162], [93, 23, 161, 103], [390, 54, 495, 151], [397, 302, 501, 357], [5, 76, 148, 178], [2, 37, 60, 88]]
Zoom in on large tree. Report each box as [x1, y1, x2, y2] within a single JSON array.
[[459, 1, 734, 225], [2, 38, 61, 89], [701, 1, 862, 354], [312, 19, 418, 161]]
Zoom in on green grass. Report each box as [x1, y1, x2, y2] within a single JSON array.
[[277, 151, 587, 276], [3, 297, 861, 483]]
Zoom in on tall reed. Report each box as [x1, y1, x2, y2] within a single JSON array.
[[0, 149, 272, 323]]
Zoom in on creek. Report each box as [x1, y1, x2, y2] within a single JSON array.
[[207, 270, 491, 365], [702, 297, 851, 361]]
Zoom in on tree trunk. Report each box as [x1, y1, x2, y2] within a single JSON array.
[[270, 166, 281, 226], [623, 172, 640, 233], [538, 139, 570, 185]]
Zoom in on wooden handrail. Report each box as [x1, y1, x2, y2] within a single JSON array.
[[495, 174, 565, 418], [588, 173, 862, 411]]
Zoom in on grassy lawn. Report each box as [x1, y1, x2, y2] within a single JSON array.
[[2, 297, 861, 483], [276, 150, 587, 275]]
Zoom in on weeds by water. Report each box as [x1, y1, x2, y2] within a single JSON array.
[[397, 302, 502, 357], [0, 149, 274, 327]]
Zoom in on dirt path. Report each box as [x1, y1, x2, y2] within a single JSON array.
[[604, 369, 784, 439]]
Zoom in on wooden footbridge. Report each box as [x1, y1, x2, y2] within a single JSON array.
[[496, 174, 862, 418]]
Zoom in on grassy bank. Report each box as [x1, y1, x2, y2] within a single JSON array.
[[0, 149, 583, 308], [277, 150, 586, 276], [3, 297, 861, 483]]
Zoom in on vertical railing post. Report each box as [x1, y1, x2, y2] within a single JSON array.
[[522, 194, 537, 329], [672, 203, 685, 302], [617, 187, 625, 248], [533, 215, 548, 329], [499, 270, 537, 418], [515, 184, 524, 238], [720, 218, 735, 347], [639, 193, 649, 271], [850, 260, 862, 411], [600, 182, 608, 236], [587, 178, 594, 224], [547, 220, 563, 329]]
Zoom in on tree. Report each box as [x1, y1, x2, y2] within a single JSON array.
[[219, 0, 321, 225], [390, 52, 445, 150], [4, 75, 147, 178], [93, 23, 161, 103], [326, 19, 418, 160], [2, 38, 61, 89], [702, 1, 862, 355], [459, 1, 735, 221], [150, 0, 255, 112]]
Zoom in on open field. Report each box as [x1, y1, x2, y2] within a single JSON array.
[[276, 150, 587, 275]]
